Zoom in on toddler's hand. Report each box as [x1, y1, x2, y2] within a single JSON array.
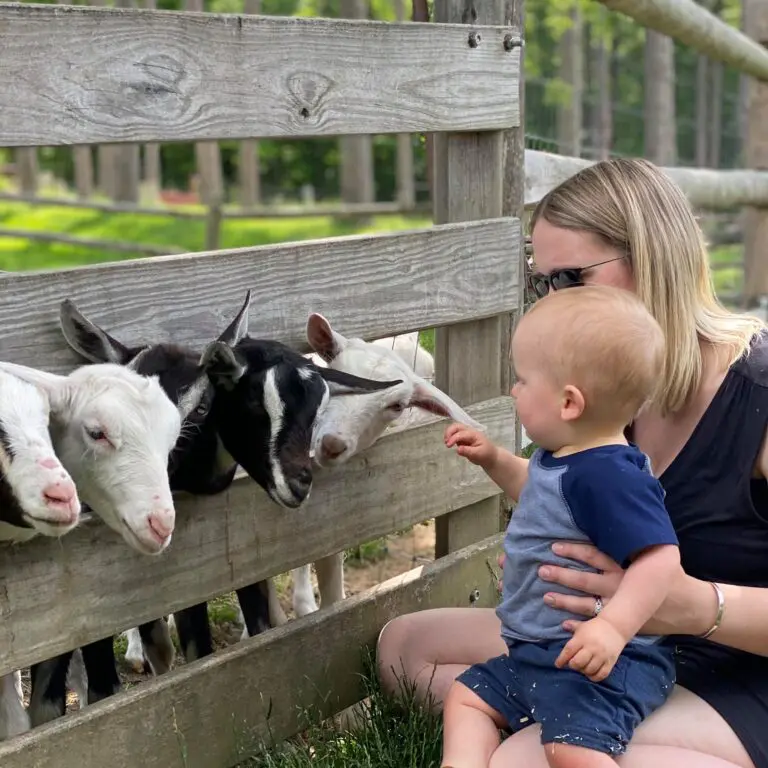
[[444, 423, 499, 470], [553, 616, 626, 683]]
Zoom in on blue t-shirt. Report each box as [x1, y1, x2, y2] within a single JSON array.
[[496, 443, 679, 645]]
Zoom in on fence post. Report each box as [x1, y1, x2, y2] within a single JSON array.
[[433, 0, 519, 556], [503, 0, 526, 472], [744, 0, 768, 308]]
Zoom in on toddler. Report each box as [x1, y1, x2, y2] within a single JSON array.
[[441, 285, 680, 768]]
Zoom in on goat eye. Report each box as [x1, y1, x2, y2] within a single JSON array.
[[388, 403, 406, 413], [195, 403, 209, 416], [86, 427, 108, 443]]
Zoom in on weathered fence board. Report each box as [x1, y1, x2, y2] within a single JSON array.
[[0, 396, 514, 675], [0, 534, 503, 768], [0, 217, 521, 373], [0, 3, 520, 146], [524, 149, 768, 210]]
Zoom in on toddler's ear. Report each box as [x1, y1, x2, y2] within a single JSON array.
[[561, 384, 585, 422]]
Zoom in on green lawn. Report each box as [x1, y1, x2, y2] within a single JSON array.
[[0, 199, 432, 272]]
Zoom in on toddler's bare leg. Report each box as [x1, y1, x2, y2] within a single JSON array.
[[544, 742, 618, 768], [441, 680, 508, 768]]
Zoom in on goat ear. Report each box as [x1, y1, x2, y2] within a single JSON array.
[[0, 362, 72, 412], [318, 367, 403, 396], [306, 313, 347, 362], [407, 381, 486, 431], [59, 299, 132, 364], [217, 290, 250, 346], [199, 341, 247, 391]]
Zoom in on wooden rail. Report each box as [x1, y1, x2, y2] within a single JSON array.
[[0, 535, 503, 768], [524, 150, 768, 210], [595, 0, 768, 82], [0, 217, 520, 373], [0, 3, 520, 146]]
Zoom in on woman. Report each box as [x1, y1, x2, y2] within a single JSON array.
[[376, 157, 768, 768]]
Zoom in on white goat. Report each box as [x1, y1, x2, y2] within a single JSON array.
[[0, 361, 183, 555], [0, 370, 81, 740], [0, 359, 188, 733]]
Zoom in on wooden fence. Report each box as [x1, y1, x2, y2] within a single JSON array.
[[2, 0, 768, 766], [0, 2, 521, 766]]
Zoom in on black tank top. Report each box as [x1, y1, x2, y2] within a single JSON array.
[[651, 329, 768, 767]]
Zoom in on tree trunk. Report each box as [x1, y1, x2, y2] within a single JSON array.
[[15, 148, 38, 196], [142, 0, 161, 201], [338, 0, 375, 206], [186, 0, 224, 207], [556, 3, 584, 157], [394, 0, 415, 209], [695, 53, 709, 166], [238, 0, 261, 207], [589, 12, 613, 160], [644, 30, 677, 165]]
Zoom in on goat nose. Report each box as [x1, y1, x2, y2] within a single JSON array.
[[288, 468, 312, 501], [321, 434, 347, 459], [147, 511, 173, 542], [42, 479, 78, 511]]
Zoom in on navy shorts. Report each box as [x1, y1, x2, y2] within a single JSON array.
[[456, 638, 676, 756]]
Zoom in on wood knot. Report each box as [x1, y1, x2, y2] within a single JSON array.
[[468, 30, 481, 48], [287, 71, 332, 124]]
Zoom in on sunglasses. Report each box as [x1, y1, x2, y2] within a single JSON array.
[[526, 255, 629, 299]]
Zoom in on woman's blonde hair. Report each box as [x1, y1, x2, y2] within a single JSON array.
[[530, 157, 765, 415]]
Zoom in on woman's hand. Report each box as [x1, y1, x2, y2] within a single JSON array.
[[531, 542, 701, 636]]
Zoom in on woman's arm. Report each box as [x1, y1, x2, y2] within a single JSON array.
[[537, 541, 768, 657]]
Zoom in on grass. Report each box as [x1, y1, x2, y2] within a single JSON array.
[[0, 196, 431, 272], [238, 650, 444, 768]]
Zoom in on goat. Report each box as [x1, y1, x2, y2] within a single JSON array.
[[0, 344, 201, 729], [0, 370, 81, 739], [36, 291, 403, 719], [258, 314, 484, 623]]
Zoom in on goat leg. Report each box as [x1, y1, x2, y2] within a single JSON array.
[[314, 552, 345, 606], [138, 619, 175, 675], [81, 638, 121, 705], [174, 603, 214, 662], [28, 652, 73, 727], [236, 580, 273, 637]]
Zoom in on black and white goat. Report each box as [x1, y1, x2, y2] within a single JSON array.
[[29, 290, 402, 724]]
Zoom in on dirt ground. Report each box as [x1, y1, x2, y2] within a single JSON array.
[[23, 521, 437, 713]]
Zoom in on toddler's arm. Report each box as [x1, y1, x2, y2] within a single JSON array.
[[598, 543, 680, 642], [444, 423, 529, 502]]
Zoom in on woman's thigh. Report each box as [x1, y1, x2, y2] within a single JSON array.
[[490, 686, 755, 768], [376, 608, 505, 707]]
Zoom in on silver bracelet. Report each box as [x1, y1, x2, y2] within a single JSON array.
[[699, 582, 725, 639]]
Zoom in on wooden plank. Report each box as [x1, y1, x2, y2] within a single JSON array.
[[0, 396, 513, 676], [0, 534, 503, 768], [524, 149, 768, 210], [433, 0, 512, 558], [595, 0, 768, 82], [0, 217, 521, 374], [0, 3, 520, 146]]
